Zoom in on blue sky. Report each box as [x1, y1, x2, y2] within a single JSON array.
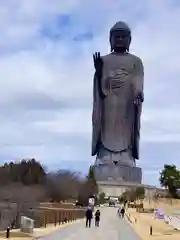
[[0, 0, 180, 186]]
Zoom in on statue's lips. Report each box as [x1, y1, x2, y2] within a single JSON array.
[[115, 43, 124, 46], [114, 41, 125, 47]]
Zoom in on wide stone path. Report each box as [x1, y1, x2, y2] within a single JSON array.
[[39, 207, 140, 240]]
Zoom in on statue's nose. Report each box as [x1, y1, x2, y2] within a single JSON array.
[[118, 36, 123, 40]]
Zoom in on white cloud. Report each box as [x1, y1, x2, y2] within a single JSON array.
[[0, 0, 180, 185], [33, 109, 91, 136]]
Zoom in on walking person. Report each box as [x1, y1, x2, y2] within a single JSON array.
[[117, 206, 121, 217], [85, 206, 93, 228], [124, 200, 128, 208], [95, 209, 100, 227], [120, 207, 125, 218]]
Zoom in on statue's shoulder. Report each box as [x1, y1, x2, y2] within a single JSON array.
[[128, 53, 143, 66], [101, 53, 143, 65], [101, 53, 112, 60]]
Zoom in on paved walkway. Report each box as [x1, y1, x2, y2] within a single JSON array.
[[39, 207, 140, 240]]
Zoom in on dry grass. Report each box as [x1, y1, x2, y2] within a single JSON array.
[[126, 198, 180, 240], [0, 229, 31, 239], [144, 198, 180, 215]]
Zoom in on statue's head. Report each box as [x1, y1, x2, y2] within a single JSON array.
[[110, 21, 131, 53]]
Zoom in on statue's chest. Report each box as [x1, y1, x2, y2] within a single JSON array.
[[102, 58, 134, 96]]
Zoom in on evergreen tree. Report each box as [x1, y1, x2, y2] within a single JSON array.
[[159, 164, 180, 198]]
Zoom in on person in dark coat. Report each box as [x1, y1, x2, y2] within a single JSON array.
[[95, 209, 100, 227], [85, 207, 93, 228], [120, 207, 125, 218]]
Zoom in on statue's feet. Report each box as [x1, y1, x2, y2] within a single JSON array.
[[95, 145, 136, 167]]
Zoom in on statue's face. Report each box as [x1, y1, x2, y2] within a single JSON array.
[[110, 29, 131, 53]]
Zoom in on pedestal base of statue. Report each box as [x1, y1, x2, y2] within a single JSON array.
[[93, 163, 142, 184]]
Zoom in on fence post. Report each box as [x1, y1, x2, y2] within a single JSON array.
[[59, 212, 60, 225], [6, 227, 10, 238], [150, 226, 152, 235], [54, 212, 57, 227], [44, 214, 47, 228]]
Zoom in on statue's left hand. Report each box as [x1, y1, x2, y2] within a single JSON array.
[[133, 93, 144, 105]]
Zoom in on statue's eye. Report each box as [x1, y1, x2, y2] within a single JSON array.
[[113, 30, 129, 39]]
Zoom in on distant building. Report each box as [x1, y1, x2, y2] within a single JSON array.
[[97, 180, 166, 198]]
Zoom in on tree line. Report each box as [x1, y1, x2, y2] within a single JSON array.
[[0, 159, 179, 205], [0, 159, 98, 205], [0, 159, 46, 185]]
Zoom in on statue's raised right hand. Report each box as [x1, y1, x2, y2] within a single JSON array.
[[93, 52, 103, 79]]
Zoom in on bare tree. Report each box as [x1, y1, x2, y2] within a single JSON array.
[[45, 170, 82, 202], [0, 184, 45, 229]]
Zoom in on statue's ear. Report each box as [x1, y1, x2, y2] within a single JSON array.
[[129, 36, 132, 45], [127, 36, 131, 52], [110, 36, 113, 52]]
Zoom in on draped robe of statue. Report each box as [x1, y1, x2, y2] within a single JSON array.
[[92, 52, 144, 167]]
